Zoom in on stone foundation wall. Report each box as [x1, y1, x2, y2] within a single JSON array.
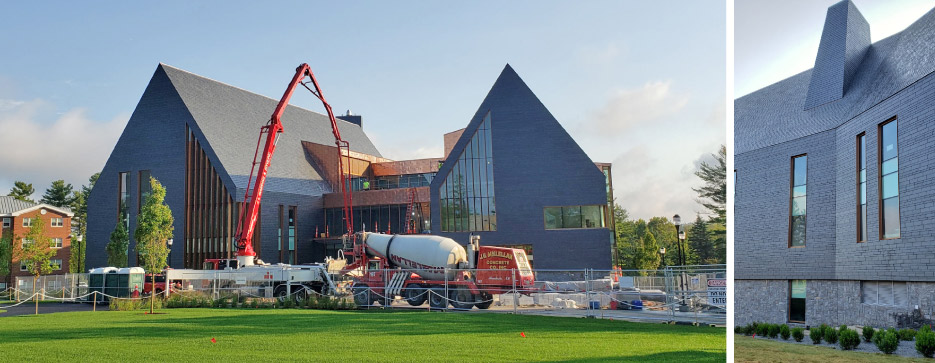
[[736, 279, 935, 328]]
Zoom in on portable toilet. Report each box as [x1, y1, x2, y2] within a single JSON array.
[[88, 267, 117, 301], [104, 269, 121, 299], [114, 267, 145, 298]]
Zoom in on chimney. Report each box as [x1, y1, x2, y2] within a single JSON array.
[[804, 0, 870, 109], [337, 109, 362, 128]]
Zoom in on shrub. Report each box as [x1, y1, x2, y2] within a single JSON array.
[[875, 329, 900, 354], [756, 323, 769, 337], [810, 326, 823, 344], [916, 325, 935, 358], [823, 326, 838, 344], [780, 324, 791, 340], [791, 327, 805, 342], [742, 324, 755, 336], [109, 297, 143, 311], [862, 326, 875, 343], [766, 324, 779, 338], [735, 326, 743, 335], [899, 328, 917, 341], [839, 327, 860, 350]]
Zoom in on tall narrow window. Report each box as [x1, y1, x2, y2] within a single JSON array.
[[138, 170, 152, 213], [118, 171, 129, 228], [288, 206, 296, 264], [880, 119, 900, 239], [857, 134, 867, 242], [789, 155, 807, 247], [789, 280, 806, 323]]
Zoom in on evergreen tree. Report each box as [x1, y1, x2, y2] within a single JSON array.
[[688, 215, 715, 264], [107, 214, 129, 268], [134, 177, 174, 313], [693, 145, 726, 225], [8, 181, 35, 203], [40, 180, 75, 208], [68, 173, 98, 273]]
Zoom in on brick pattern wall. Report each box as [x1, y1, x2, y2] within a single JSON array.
[[5, 210, 72, 278]]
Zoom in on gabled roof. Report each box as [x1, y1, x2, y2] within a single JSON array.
[[735, 3, 935, 154], [0, 196, 74, 217], [158, 64, 382, 195]]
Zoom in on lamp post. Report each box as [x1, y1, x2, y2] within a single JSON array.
[[659, 247, 666, 269], [672, 214, 683, 267], [77, 235, 84, 273], [167, 238, 173, 268], [678, 230, 687, 266]]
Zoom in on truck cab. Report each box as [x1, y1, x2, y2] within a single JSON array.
[[203, 259, 239, 270]]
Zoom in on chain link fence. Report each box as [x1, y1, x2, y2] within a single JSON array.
[[3, 265, 726, 325]]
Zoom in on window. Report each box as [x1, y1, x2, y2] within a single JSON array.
[[49, 259, 62, 271], [440, 111, 496, 232], [789, 155, 807, 247], [21, 238, 33, 247], [118, 171, 129, 228], [288, 206, 296, 264], [789, 280, 806, 323], [51, 238, 63, 248], [2, 217, 10, 228], [20, 261, 27, 271], [857, 134, 867, 242], [544, 205, 606, 229], [138, 170, 152, 213], [879, 119, 900, 239], [51, 218, 63, 227], [22, 218, 32, 227], [862, 281, 908, 306]]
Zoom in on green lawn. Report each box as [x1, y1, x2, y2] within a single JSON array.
[[0, 308, 724, 362], [735, 335, 924, 362]]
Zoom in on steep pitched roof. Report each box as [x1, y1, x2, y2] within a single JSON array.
[[735, 3, 935, 154], [158, 64, 382, 195]]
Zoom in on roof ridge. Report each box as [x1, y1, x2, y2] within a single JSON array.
[[158, 63, 362, 128]]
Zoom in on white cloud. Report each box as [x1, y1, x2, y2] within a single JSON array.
[[0, 98, 128, 195], [586, 81, 688, 136], [610, 145, 708, 221]]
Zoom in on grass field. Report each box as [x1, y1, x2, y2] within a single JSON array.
[[0, 308, 724, 362], [735, 336, 924, 362]]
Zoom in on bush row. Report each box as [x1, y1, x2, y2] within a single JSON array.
[[110, 292, 357, 311], [735, 322, 935, 356]]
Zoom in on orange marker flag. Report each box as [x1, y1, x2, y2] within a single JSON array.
[[211, 338, 217, 343], [520, 332, 526, 338]]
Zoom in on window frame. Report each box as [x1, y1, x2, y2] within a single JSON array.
[[857, 133, 867, 243], [51, 237, 63, 249], [22, 218, 32, 227], [788, 154, 808, 248], [2, 217, 10, 228], [788, 279, 807, 323], [878, 117, 901, 240], [51, 217, 63, 227]]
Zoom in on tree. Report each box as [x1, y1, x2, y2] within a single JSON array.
[[634, 230, 661, 274], [134, 177, 174, 314], [13, 215, 55, 315], [0, 233, 11, 288], [40, 180, 75, 208], [107, 214, 129, 268], [688, 215, 716, 264], [68, 173, 99, 273], [647, 217, 678, 266], [8, 181, 35, 203], [693, 145, 726, 225]]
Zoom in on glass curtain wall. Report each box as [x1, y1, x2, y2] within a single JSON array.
[[439, 111, 496, 232]]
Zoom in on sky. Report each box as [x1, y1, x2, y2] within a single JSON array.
[[735, 0, 934, 98], [0, 1, 725, 221]]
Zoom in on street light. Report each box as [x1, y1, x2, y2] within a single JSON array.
[[672, 214, 683, 267], [77, 235, 84, 273], [167, 238, 173, 268], [659, 247, 666, 269]]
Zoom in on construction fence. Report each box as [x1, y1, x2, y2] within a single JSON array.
[[1, 265, 725, 326]]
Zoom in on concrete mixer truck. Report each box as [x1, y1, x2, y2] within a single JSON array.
[[340, 232, 535, 309]]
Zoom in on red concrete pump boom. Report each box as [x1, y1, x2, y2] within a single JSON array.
[[234, 63, 355, 267]]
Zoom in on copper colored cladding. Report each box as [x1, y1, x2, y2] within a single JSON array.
[[302, 141, 393, 187], [323, 187, 430, 208], [371, 158, 443, 177], [443, 128, 466, 158]]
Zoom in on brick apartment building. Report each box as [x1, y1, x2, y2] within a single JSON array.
[[0, 196, 74, 290]]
